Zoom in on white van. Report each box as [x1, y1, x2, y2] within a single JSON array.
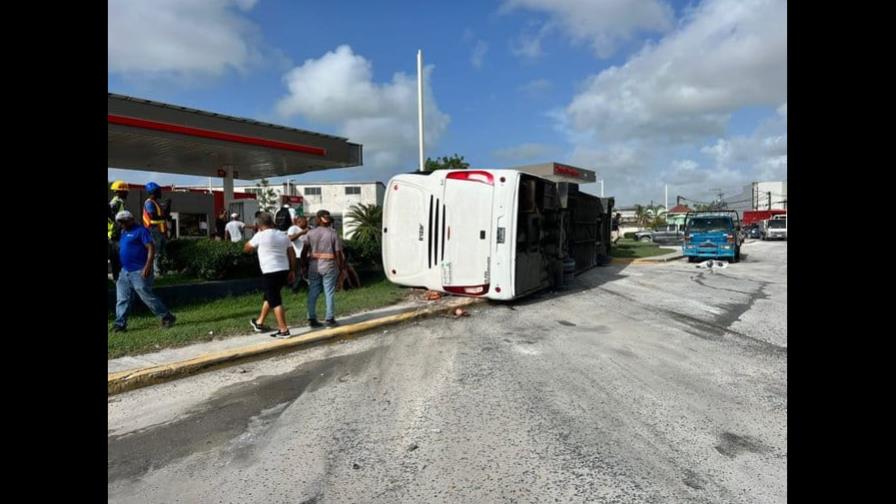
[[382, 163, 614, 301], [761, 217, 787, 240]]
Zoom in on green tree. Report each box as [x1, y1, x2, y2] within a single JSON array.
[[255, 178, 278, 212], [345, 203, 383, 243], [424, 154, 469, 172], [344, 203, 384, 269], [633, 204, 649, 227], [647, 204, 667, 227]]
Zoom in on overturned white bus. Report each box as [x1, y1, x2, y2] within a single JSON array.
[[382, 162, 614, 301]]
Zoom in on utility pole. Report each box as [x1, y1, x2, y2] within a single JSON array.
[[599, 179, 604, 197], [711, 188, 723, 210], [417, 50, 425, 173], [677, 195, 682, 206], [664, 184, 668, 211], [768, 191, 772, 210]]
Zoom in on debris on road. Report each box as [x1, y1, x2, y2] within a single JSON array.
[[407, 443, 419, 452], [452, 307, 470, 318], [696, 259, 728, 272], [422, 290, 443, 301]]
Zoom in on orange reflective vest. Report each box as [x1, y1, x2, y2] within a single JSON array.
[[143, 198, 168, 233]]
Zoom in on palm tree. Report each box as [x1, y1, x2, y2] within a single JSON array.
[[647, 204, 667, 227], [634, 204, 649, 227], [344, 203, 383, 243]]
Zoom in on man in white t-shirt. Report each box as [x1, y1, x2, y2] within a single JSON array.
[[243, 212, 296, 338], [287, 215, 309, 293], [225, 213, 246, 242]]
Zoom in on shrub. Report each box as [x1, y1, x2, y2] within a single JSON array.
[[161, 239, 261, 280], [343, 238, 383, 272]]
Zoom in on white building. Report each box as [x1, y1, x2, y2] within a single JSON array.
[[726, 181, 787, 212], [182, 181, 385, 239]]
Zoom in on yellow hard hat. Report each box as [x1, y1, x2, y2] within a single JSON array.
[[110, 180, 129, 191]]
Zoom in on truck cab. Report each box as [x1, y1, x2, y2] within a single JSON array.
[[682, 211, 743, 263], [762, 217, 787, 240]]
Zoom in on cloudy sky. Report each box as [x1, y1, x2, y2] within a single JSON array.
[[108, 0, 786, 207]]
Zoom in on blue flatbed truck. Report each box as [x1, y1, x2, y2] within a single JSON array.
[[682, 210, 743, 263]]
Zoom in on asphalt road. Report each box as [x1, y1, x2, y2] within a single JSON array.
[[108, 240, 787, 503]]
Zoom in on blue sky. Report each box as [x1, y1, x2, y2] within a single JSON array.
[[108, 0, 787, 207]]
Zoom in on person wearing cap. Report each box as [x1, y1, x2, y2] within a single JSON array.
[[143, 182, 168, 276], [111, 210, 176, 332], [224, 212, 247, 242], [108, 180, 129, 281], [300, 209, 344, 327]]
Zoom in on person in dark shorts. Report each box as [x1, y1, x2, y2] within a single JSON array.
[[243, 212, 297, 338], [611, 212, 622, 244]]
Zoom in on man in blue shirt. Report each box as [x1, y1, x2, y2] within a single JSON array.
[[112, 210, 176, 332]]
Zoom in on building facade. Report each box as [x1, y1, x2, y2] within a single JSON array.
[[726, 181, 787, 212], [183, 181, 385, 239]]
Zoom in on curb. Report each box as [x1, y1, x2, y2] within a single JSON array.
[[108, 296, 484, 396], [612, 251, 683, 264], [633, 253, 684, 264]]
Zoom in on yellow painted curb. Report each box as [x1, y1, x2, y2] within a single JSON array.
[[108, 297, 484, 396]]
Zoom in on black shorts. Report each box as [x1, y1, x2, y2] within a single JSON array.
[[261, 270, 289, 308]]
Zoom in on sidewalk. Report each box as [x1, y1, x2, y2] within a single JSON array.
[[109, 296, 456, 373], [108, 293, 483, 394], [612, 246, 683, 264]]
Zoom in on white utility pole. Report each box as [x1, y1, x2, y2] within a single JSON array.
[[599, 180, 604, 197], [417, 50, 425, 172], [665, 184, 668, 210]]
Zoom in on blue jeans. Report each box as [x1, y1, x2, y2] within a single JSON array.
[[150, 228, 167, 277], [115, 269, 172, 328], [307, 269, 338, 320]]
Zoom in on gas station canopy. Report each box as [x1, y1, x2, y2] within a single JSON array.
[[514, 162, 596, 184], [108, 93, 363, 180]]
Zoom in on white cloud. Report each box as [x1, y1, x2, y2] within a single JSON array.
[[545, 0, 786, 205], [519, 79, 552, 95], [471, 40, 489, 69], [663, 160, 707, 185], [108, 0, 265, 78], [493, 143, 556, 162], [275, 45, 450, 175], [563, 0, 787, 143], [502, 0, 675, 58], [569, 143, 658, 200], [510, 24, 549, 60]]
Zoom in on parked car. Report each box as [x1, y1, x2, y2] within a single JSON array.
[[745, 223, 763, 239], [682, 211, 743, 263], [761, 218, 787, 240], [633, 224, 684, 244]]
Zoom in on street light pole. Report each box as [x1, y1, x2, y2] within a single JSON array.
[[417, 49, 425, 173], [599, 179, 604, 197]]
